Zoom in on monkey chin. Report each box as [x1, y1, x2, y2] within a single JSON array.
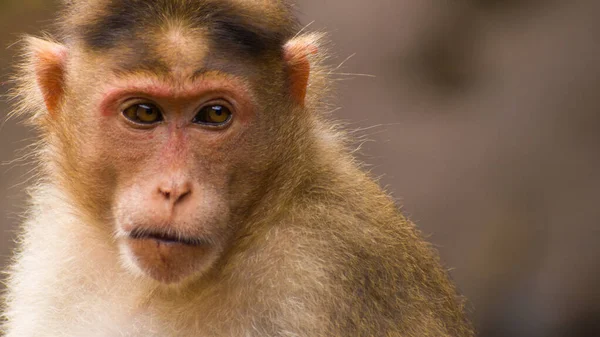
[[120, 235, 216, 285]]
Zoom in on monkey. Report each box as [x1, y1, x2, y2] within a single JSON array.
[[1, 1, 474, 336]]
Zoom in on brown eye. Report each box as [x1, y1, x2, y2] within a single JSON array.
[[123, 103, 163, 125], [193, 105, 232, 126]]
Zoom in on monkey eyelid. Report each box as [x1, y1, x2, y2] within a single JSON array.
[[192, 106, 234, 129], [120, 101, 166, 129]]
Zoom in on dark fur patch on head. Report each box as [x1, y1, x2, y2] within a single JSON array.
[[70, 0, 298, 59]]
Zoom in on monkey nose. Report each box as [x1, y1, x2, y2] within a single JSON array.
[[157, 181, 193, 206]]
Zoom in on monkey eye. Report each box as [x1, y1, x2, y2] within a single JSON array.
[[193, 104, 232, 127], [122, 103, 164, 125]]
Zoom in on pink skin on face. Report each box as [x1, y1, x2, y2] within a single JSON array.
[[91, 72, 261, 284], [94, 72, 257, 164], [98, 72, 256, 124]]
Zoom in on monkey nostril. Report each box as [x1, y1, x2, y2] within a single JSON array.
[[158, 185, 192, 205], [177, 190, 192, 204], [158, 187, 171, 199]]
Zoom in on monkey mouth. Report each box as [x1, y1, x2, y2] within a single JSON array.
[[123, 226, 216, 284], [128, 227, 208, 247]]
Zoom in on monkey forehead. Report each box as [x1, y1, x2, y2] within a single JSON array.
[[92, 42, 264, 88], [152, 23, 210, 77], [62, 0, 299, 58]]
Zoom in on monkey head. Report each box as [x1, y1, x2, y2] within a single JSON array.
[[24, 1, 318, 285]]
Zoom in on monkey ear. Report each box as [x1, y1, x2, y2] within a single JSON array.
[[27, 37, 68, 117], [283, 37, 318, 105]]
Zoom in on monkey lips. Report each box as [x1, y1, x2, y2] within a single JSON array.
[[122, 227, 215, 284]]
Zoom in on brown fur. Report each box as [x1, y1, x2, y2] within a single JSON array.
[[2, 1, 474, 336]]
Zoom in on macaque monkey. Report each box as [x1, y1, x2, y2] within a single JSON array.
[[2, 0, 473, 336]]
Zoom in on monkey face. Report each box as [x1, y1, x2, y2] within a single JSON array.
[[23, 6, 315, 286], [60, 61, 273, 284], [104, 75, 262, 284]]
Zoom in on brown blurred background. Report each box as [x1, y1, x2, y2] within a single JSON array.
[[1, 1, 600, 336]]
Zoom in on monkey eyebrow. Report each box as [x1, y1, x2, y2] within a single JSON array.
[[99, 71, 254, 116]]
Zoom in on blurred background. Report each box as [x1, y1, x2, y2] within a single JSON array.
[[1, 0, 599, 336]]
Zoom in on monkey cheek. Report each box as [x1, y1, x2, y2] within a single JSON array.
[[124, 239, 215, 284]]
